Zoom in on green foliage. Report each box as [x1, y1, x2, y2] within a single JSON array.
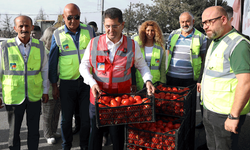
[[123, 0, 228, 34]]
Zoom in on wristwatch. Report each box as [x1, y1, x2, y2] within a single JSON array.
[[228, 114, 240, 120]]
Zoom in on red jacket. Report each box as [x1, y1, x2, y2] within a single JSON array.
[[89, 34, 135, 104]]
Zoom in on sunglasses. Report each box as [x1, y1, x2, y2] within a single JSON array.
[[67, 15, 80, 20]]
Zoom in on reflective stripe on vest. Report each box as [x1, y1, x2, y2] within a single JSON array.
[[167, 28, 204, 80], [91, 36, 133, 83], [135, 43, 163, 90], [1, 38, 44, 104], [201, 32, 250, 115], [54, 23, 93, 80], [89, 34, 135, 105]]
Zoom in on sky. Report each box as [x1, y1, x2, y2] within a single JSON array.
[[0, 0, 235, 33], [0, 0, 154, 32]]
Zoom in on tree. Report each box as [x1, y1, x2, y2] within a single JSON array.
[[34, 8, 47, 25], [1, 14, 15, 38], [123, 0, 228, 34], [123, 2, 153, 34], [123, 3, 136, 36]]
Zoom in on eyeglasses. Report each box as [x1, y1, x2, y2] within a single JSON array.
[[200, 16, 222, 28], [104, 23, 122, 29], [67, 15, 80, 21]]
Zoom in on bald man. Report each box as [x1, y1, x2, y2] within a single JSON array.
[[0, 15, 49, 150], [201, 6, 250, 150], [49, 3, 95, 150]]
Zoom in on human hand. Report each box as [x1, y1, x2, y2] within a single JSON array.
[[197, 83, 201, 93], [224, 118, 239, 134], [92, 84, 102, 98], [146, 81, 155, 96], [52, 83, 60, 100], [42, 94, 49, 103], [0, 98, 4, 109]]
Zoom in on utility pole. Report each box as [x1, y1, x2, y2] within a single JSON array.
[[215, 0, 217, 6], [101, 0, 104, 33], [127, 2, 132, 37]]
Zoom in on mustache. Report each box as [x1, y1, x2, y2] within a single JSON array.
[[21, 31, 29, 34], [182, 25, 189, 28]]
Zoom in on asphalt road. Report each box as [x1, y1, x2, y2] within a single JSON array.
[[0, 94, 250, 150]]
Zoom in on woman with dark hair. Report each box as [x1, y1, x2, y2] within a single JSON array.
[[135, 20, 166, 90]]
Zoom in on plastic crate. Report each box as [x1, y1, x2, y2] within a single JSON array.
[[154, 82, 196, 118], [125, 112, 191, 150], [154, 81, 192, 94], [95, 90, 155, 128]]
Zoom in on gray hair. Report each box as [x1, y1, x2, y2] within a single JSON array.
[[179, 11, 194, 20], [223, 5, 233, 20], [40, 26, 57, 50]]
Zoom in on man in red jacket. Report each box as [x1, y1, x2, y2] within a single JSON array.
[[79, 7, 155, 150]]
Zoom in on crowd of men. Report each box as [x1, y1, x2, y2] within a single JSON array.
[[0, 2, 250, 150]]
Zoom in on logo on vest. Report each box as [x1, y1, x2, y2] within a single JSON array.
[[63, 44, 69, 50], [97, 63, 105, 71], [155, 59, 160, 64], [10, 63, 16, 70]]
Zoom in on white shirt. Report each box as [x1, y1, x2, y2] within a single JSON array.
[[0, 37, 50, 102], [79, 35, 152, 88], [145, 46, 153, 67]]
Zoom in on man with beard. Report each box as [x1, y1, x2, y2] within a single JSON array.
[[165, 11, 207, 150], [200, 6, 250, 150], [166, 11, 207, 87]]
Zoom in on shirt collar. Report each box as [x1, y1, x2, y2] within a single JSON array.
[[15, 36, 32, 46], [106, 34, 123, 45], [64, 24, 81, 34]]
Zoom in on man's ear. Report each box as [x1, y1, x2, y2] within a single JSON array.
[[14, 26, 17, 33]]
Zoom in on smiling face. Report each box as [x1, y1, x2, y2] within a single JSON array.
[[14, 16, 33, 41], [104, 17, 124, 43], [63, 4, 80, 33], [145, 25, 155, 41], [179, 12, 194, 33]]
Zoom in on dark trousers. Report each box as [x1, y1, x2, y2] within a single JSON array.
[[6, 99, 41, 150], [89, 103, 124, 150], [60, 77, 90, 150], [74, 103, 81, 129], [166, 75, 196, 87], [203, 108, 246, 150]]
